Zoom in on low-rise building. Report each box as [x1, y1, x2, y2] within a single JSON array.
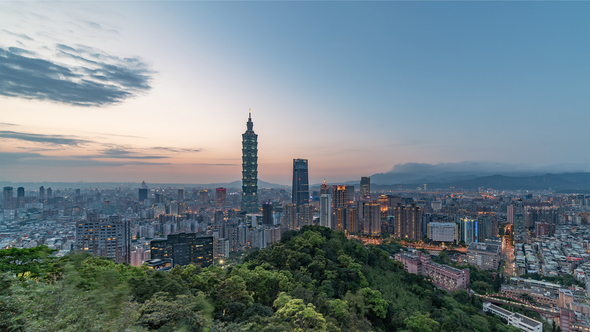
[[483, 302, 543, 332], [395, 251, 470, 291]]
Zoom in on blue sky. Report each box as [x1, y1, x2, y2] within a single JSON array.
[[0, 1, 588, 184]]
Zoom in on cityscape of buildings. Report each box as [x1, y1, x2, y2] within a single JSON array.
[[1, 111, 590, 332]]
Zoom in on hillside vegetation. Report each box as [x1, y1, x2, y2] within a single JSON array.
[[0, 226, 521, 331]]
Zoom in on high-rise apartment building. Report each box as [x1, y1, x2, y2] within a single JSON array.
[[298, 204, 313, 228], [150, 233, 213, 267], [320, 194, 332, 228], [346, 185, 355, 203], [199, 190, 208, 203], [364, 202, 381, 237], [46, 187, 52, 199], [39, 186, 45, 199], [394, 204, 423, 241], [283, 203, 297, 230], [17, 187, 24, 198], [76, 215, 131, 263], [216, 188, 227, 207], [507, 204, 515, 225], [332, 185, 347, 208], [320, 180, 329, 196], [241, 110, 259, 213], [347, 208, 359, 233], [178, 188, 184, 201], [360, 177, 371, 200], [292, 159, 309, 207], [332, 207, 347, 231], [3, 186, 13, 209], [262, 202, 273, 225]]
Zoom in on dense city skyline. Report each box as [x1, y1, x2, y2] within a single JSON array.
[[0, 2, 588, 185]]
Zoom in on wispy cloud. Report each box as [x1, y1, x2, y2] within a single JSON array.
[[73, 147, 169, 159], [152, 147, 201, 153], [0, 130, 92, 146], [0, 151, 171, 167], [0, 42, 153, 107], [0, 122, 19, 127], [191, 163, 237, 166], [2, 29, 33, 41]]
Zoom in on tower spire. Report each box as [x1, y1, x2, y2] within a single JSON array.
[[249, 108, 251, 119]]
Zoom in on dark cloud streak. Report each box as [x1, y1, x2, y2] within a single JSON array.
[[0, 130, 91, 146], [0, 43, 153, 107]]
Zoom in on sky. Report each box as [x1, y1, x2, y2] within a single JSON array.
[[0, 1, 588, 186]]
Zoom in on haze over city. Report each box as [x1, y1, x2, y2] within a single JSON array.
[[0, 1, 588, 185]]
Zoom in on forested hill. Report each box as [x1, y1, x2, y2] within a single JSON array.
[[0, 227, 520, 332]]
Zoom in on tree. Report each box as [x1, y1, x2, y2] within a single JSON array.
[[275, 298, 327, 331], [136, 292, 211, 331], [404, 312, 439, 332], [472, 281, 493, 295], [0, 246, 57, 280]]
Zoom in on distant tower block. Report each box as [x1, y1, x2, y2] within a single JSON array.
[[241, 109, 259, 213]]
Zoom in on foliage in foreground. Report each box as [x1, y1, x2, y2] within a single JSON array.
[[1, 226, 527, 331]]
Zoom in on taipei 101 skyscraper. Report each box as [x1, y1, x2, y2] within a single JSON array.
[[241, 109, 259, 213]]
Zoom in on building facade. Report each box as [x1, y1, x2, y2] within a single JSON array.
[[467, 241, 501, 270], [428, 222, 458, 243], [76, 215, 131, 263], [394, 203, 423, 241]]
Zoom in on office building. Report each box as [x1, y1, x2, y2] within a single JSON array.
[[138, 188, 148, 203], [3, 186, 13, 209], [47, 187, 52, 199], [458, 217, 478, 245], [292, 158, 309, 207], [320, 194, 332, 228], [76, 215, 131, 264], [428, 222, 458, 243], [150, 233, 213, 267], [262, 202, 273, 225], [394, 204, 423, 241], [16, 187, 24, 198], [216, 188, 227, 207], [39, 186, 45, 199], [241, 109, 259, 213], [178, 188, 184, 201], [360, 177, 370, 200]]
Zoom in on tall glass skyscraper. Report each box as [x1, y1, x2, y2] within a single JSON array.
[[241, 110, 259, 213], [292, 158, 309, 207]]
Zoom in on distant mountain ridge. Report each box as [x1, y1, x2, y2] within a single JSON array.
[[0, 180, 289, 190], [370, 173, 590, 192]]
